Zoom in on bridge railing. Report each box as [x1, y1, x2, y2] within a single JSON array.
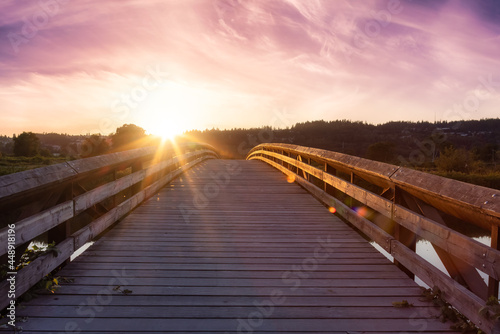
[[248, 143, 500, 333], [0, 142, 218, 310]]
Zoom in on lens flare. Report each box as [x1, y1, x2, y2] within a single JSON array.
[[355, 206, 369, 217], [329, 207, 337, 214]]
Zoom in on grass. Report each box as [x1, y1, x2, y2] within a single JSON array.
[[0, 156, 70, 176]]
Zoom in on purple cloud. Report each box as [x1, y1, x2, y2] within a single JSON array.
[[0, 0, 499, 135]]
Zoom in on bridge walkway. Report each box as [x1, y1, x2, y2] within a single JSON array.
[[14, 160, 457, 333]]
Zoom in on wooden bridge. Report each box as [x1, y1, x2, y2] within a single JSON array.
[[1, 143, 499, 333]]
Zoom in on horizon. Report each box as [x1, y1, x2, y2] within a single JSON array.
[[1, 1, 500, 137], [2, 117, 499, 138]]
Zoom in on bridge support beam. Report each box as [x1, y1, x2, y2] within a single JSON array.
[[400, 191, 489, 300]]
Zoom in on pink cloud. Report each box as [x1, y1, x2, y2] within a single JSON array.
[[0, 0, 499, 135]]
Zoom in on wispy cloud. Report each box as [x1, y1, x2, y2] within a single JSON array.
[[1, 0, 499, 135]]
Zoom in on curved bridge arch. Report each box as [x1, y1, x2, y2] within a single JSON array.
[[248, 143, 500, 333]]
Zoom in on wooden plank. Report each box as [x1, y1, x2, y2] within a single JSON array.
[[74, 250, 387, 259], [0, 201, 73, 257], [391, 167, 500, 230], [71, 257, 390, 266], [46, 282, 422, 296], [66, 147, 155, 175], [53, 270, 408, 280], [17, 305, 440, 319], [88, 243, 376, 251], [95, 236, 366, 243], [15, 332, 347, 334], [14, 318, 455, 332], [0, 147, 156, 205], [22, 294, 434, 307], [12, 160, 462, 333], [59, 263, 400, 272], [74, 169, 147, 215], [0, 163, 77, 202], [13, 332, 454, 334]]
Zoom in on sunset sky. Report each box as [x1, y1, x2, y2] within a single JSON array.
[[1, 0, 499, 137]]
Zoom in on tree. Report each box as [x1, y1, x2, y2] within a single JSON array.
[[80, 135, 110, 158], [366, 142, 396, 163], [111, 124, 147, 150], [13, 132, 40, 157], [435, 147, 478, 173]]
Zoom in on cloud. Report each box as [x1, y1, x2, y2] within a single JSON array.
[[0, 0, 499, 135]]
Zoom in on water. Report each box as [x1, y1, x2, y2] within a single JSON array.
[[371, 236, 498, 298], [27, 241, 94, 262]]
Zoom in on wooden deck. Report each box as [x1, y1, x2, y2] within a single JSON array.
[[13, 160, 458, 333]]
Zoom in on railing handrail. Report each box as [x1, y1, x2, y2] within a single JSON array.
[[0, 142, 218, 311], [0, 142, 218, 204], [247, 143, 500, 334]]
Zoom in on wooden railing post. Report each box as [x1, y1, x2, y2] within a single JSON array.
[[47, 184, 73, 244], [489, 225, 499, 298], [131, 159, 143, 195], [324, 163, 336, 196], [348, 172, 355, 208], [282, 151, 290, 170], [393, 187, 416, 279], [297, 155, 302, 177], [305, 157, 310, 181]]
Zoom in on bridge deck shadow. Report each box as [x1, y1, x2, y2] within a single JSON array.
[[14, 160, 458, 333]]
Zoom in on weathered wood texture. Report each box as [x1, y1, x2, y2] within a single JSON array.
[[248, 145, 500, 333], [10, 160, 458, 333], [0, 147, 156, 203], [0, 146, 217, 312], [249, 143, 500, 231]]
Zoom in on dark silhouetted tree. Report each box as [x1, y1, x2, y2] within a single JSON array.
[[366, 142, 396, 163], [80, 135, 110, 158], [13, 132, 40, 157], [111, 124, 146, 150]]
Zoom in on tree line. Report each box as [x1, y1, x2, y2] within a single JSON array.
[[186, 118, 499, 165], [1, 124, 154, 159], [2, 119, 499, 175]]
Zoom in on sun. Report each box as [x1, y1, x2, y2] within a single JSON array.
[[147, 121, 184, 141], [138, 82, 204, 141]]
